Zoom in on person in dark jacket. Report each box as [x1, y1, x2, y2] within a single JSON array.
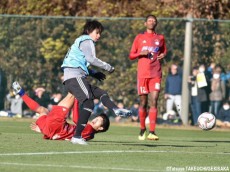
[[164, 64, 183, 123], [216, 100, 230, 128]]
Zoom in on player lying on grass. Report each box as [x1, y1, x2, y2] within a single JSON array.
[[12, 81, 110, 141]]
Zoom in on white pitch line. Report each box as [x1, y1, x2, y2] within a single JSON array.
[[0, 162, 159, 172], [0, 150, 229, 156]]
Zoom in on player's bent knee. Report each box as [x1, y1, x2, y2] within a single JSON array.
[[100, 93, 109, 100], [82, 99, 94, 113]]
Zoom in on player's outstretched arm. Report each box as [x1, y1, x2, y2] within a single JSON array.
[[88, 69, 106, 81], [81, 40, 114, 73]]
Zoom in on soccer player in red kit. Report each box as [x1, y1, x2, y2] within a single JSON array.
[[129, 15, 167, 140], [12, 81, 110, 142]]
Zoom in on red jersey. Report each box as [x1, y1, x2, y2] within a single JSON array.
[[129, 32, 167, 78], [36, 106, 95, 141]]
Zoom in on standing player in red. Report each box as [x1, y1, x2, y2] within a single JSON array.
[[129, 15, 167, 140], [12, 81, 110, 142]]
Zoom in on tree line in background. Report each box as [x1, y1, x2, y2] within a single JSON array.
[[0, 0, 229, 109], [1, 0, 229, 19]]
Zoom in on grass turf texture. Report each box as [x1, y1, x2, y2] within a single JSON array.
[[0, 118, 229, 172]]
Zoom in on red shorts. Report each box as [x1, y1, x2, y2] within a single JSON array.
[[137, 77, 161, 95], [36, 106, 70, 137]]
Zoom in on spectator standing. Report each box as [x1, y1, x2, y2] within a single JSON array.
[[209, 65, 226, 116], [196, 64, 211, 113], [129, 14, 167, 140], [207, 62, 215, 79], [0, 68, 7, 111], [164, 64, 183, 123], [188, 67, 200, 125], [217, 64, 230, 100], [6, 91, 23, 117]]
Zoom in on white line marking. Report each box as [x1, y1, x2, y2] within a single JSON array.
[[0, 150, 229, 156], [0, 162, 158, 172]]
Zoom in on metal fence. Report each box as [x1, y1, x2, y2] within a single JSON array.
[[0, 15, 229, 122]]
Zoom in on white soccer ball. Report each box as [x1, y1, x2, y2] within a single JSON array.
[[198, 112, 216, 130]]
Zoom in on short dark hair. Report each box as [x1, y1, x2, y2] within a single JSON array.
[[145, 14, 157, 22], [193, 66, 199, 70], [82, 20, 104, 35], [97, 113, 110, 133]]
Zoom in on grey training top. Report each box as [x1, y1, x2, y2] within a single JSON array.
[[63, 39, 112, 82]]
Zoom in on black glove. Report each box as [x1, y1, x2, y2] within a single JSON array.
[[93, 72, 106, 81], [108, 66, 115, 73]]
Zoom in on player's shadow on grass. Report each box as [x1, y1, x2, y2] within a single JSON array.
[[192, 140, 230, 143], [92, 141, 209, 148], [121, 144, 204, 148]]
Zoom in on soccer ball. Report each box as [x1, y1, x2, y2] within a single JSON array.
[[197, 112, 216, 130]]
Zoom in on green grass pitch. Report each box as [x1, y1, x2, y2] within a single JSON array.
[[0, 119, 229, 172]]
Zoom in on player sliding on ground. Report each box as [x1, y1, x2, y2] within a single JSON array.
[[12, 81, 110, 141]]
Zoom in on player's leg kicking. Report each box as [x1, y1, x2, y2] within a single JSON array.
[[65, 78, 132, 145], [12, 81, 78, 121], [12, 81, 49, 115]]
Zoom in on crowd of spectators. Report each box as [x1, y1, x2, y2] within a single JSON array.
[[164, 63, 230, 128], [0, 63, 229, 128], [0, 83, 139, 123]]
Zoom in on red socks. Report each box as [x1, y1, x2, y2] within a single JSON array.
[[149, 108, 157, 132], [139, 107, 157, 132], [21, 94, 40, 111], [139, 107, 147, 130], [72, 99, 79, 124]]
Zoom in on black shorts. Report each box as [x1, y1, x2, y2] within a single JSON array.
[[64, 77, 107, 104]]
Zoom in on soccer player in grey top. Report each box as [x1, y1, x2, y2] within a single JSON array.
[[61, 20, 131, 145]]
